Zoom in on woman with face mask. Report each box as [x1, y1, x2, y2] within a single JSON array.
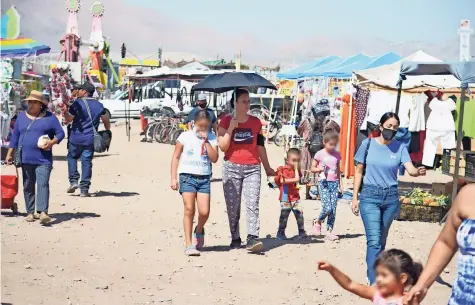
[[351, 112, 426, 285]]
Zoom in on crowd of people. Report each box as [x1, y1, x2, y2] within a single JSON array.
[[5, 82, 110, 224], [169, 88, 474, 304], [4, 84, 474, 304]]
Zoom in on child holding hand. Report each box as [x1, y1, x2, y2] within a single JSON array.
[[274, 148, 306, 240], [318, 249, 422, 305]]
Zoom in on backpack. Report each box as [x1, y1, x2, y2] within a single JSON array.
[[308, 132, 323, 155]]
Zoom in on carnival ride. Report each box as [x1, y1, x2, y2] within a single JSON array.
[[57, 0, 119, 88]]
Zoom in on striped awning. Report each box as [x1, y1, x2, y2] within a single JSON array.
[[0, 37, 51, 58]]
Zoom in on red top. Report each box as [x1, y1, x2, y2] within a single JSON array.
[[219, 115, 262, 165], [274, 165, 302, 202]]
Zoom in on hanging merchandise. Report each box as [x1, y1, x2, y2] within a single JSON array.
[[422, 97, 456, 167], [340, 97, 357, 178], [354, 86, 370, 129], [360, 90, 396, 130], [50, 63, 74, 111], [455, 97, 475, 139], [396, 95, 412, 128], [408, 94, 427, 132]]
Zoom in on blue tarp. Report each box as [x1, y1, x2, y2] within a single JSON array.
[[278, 52, 401, 80], [276, 55, 341, 79]]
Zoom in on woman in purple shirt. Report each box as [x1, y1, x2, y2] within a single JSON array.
[[5, 91, 65, 225]]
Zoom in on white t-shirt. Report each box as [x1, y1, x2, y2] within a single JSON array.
[[426, 98, 456, 132], [408, 94, 427, 132], [177, 130, 218, 176], [360, 91, 396, 130]]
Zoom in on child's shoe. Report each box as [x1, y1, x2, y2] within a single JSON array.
[[276, 230, 287, 240], [194, 227, 205, 250], [313, 219, 322, 236], [326, 232, 339, 241], [298, 230, 307, 239]]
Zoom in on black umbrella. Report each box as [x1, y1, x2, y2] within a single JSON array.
[[191, 72, 277, 93]]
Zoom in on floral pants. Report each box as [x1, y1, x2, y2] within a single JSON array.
[[278, 200, 305, 232], [318, 181, 339, 231]]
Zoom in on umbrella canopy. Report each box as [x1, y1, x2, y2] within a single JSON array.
[[0, 37, 51, 58], [191, 72, 277, 93]]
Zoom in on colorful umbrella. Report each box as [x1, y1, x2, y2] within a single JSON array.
[[0, 37, 51, 58]]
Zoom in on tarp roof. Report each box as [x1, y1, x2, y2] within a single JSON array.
[[277, 52, 401, 80], [355, 50, 468, 89], [400, 61, 475, 87], [276, 56, 342, 79]]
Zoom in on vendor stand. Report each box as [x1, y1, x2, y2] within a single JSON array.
[[396, 60, 475, 222]]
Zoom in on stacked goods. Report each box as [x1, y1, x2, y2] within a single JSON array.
[[443, 150, 475, 179], [397, 188, 450, 223]]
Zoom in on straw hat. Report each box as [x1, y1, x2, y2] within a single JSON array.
[[24, 90, 48, 106]]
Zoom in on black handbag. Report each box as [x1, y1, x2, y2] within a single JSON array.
[[358, 139, 372, 192], [14, 115, 39, 167], [82, 98, 108, 153]]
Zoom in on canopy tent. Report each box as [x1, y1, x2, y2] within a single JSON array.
[[276, 56, 342, 80], [277, 52, 401, 80], [397, 60, 475, 210], [354, 50, 468, 89]]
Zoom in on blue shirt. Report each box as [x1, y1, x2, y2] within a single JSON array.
[[69, 98, 105, 145], [185, 107, 216, 131], [9, 111, 65, 165], [354, 139, 411, 188]]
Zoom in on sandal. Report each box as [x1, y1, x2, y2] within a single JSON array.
[[313, 219, 322, 236], [184, 245, 201, 256], [194, 227, 205, 250], [326, 232, 340, 241]]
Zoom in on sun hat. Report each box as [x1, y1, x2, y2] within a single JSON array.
[[24, 90, 48, 106], [197, 93, 207, 101]]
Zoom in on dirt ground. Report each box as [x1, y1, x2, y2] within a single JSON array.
[[1, 121, 456, 305]]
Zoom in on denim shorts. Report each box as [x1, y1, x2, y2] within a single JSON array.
[[179, 173, 211, 194]]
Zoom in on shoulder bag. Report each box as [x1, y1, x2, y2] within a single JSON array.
[[358, 139, 372, 193], [14, 114, 39, 167], [82, 99, 107, 153]]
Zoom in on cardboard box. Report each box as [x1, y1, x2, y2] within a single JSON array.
[[449, 166, 466, 176], [432, 181, 453, 196]]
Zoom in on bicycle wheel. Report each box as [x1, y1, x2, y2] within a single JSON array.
[[164, 127, 178, 144], [158, 125, 172, 143], [169, 129, 184, 145], [153, 123, 166, 142], [145, 122, 158, 142], [273, 130, 285, 147]]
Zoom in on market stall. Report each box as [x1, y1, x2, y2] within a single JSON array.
[[397, 60, 475, 207]]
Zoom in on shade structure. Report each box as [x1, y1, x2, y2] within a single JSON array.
[[397, 60, 475, 214], [354, 50, 469, 89], [191, 72, 277, 93], [0, 37, 51, 58], [278, 52, 401, 80]]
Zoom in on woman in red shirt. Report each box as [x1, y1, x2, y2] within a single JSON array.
[[218, 88, 276, 253]]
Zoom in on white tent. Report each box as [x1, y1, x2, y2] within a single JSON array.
[[354, 50, 466, 89]]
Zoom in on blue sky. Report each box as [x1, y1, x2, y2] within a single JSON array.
[[127, 0, 474, 44]]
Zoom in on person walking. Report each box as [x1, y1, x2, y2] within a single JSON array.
[[352, 112, 426, 285], [405, 184, 475, 305], [186, 93, 217, 134], [5, 90, 65, 224], [217, 88, 276, 252], [62, 82, 110, 197]]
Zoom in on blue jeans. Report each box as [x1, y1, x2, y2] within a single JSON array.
[[179, 173, 211, 194], [22, 164, 52, 213], [359, 184, 400, 284], [67, 142, 94, 193]]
